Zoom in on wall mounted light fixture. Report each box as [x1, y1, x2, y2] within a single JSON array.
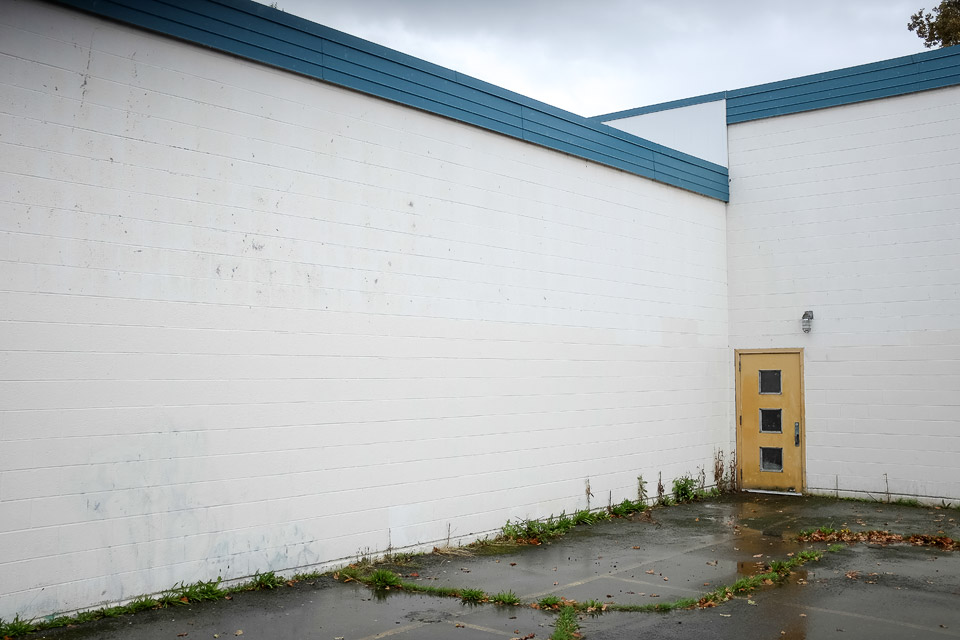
[[801, 310, 814, 333]]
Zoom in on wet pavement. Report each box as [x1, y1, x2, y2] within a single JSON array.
[[26, 494, 960, 640]]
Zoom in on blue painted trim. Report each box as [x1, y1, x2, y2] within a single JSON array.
[[593, 45, 960, 128], [589, 92, 726, 123], [51, 0, 729, 201], [726, 45, 960, 123]]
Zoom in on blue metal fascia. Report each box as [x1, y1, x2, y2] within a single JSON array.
[[51, 0, 729, 202], [589, 91, 727, 123], [726, 45, 960, 124]]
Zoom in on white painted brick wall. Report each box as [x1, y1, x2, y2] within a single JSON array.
[[727, 85, 960, 503], [0, 0, 730, 619]]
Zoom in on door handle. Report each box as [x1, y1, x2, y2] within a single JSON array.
[[795, 422, 800, 447]]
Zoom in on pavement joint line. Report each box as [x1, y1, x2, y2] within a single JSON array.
[[782, 602, 960, 637], [520, 537, 726, 600], [604, 574, 703, 595], [350, 621, 427, 640], [444, 620, 522, 637]]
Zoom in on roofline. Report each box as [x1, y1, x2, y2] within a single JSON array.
[[593, 44, 960, 126], [588, 91, 726, 123], [52, 0, 729, 201]]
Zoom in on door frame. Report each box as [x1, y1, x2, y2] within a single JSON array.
[[735, 348, 806, 493]]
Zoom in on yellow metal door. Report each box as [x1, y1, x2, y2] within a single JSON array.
[[737, 351, 804, 492]]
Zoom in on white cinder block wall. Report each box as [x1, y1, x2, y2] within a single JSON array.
[[727, 85, 960, 502], [0, 0, 730, 619]]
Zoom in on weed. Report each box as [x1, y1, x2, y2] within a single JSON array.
[[656, 472, 665, 505], [538, 595, 562, 609], [126, 596, 160, 613], [383, 551, 418, 565], [491, 590, 521, 605], [459, 588, 487, 603], [637, 475, 648, 503], [714, 449, 727, 493], [399, 581, 460, 598], [0, 614, 34, 637], [828, 543, 846, 552], [550, 605, 580, 640], [248, 571, 283, 591], [672, 474, 699, 503], [292, 570, 323, 582], [369, 569, 402, 589], [579, 598, 606, 614], [609, 498, 645, 517], [768, 560, 789, 576]]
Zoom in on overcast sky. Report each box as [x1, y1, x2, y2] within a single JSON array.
[[265, 0, 929, 116]]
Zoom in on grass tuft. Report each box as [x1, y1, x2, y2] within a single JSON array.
[[369, 569, 402, 589], [248, 571, 283, 590], [550, 605, 580, 640], [491, 590, 521, 605], [459, 588, 487, 603]]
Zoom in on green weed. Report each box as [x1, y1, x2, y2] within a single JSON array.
[[672, 474, 699, 503], [550, 605, 580, 640], [609, 498, 645, 517], [292, 570, 323, 582], [0, 614, 34, 637], [538, 595, 562, 609], [248, 571, 283, 590], [491, 590, 521, 605], [828, 543, 846, 552], [459, 588, 487, 603], [369, 569, 402, 589]]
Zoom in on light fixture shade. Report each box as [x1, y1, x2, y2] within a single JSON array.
[[801, 310, 814, 333]]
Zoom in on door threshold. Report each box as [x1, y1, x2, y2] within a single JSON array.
[[744, 489, 803, 496]]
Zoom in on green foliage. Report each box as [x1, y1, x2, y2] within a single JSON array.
[[908, 1, 960, 48], [550, 606, 580, 640], [459, 588, 487, 603], [491, 590, 521, 605], [248, 571, 283, 590], [579, 598, 606, 614], [0, 614, 34, 637], [828, 543, 846, 552], [538, 595, 562, 609], [369, 569, 402, 589], [672, 474, 699, 503], [292, 570, 323, 582], [609, 498, 645, 517]]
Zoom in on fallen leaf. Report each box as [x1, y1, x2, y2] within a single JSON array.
[[706, 560, 718, 566], [645, 569, 655, 574], [663, 577, 669, 581], [650, 594, 660, 597], [703, 582, 710, 586], [747, 600, 757, 606], [180, 596, 190, 603], [554, 582, 559, 586], [752, 554, 763, 558], [720, 613, 731, 617], [845, 571, 860, 580], [224, 596, 232, 601], [632, 546, 641, 550], [454, 624, 465, 628], [510, 563, 517, 567], [177, 634, 188, 638], [234, 632, 243, 637], [763, 579, 774, 585], [799, 614, 807, 618]]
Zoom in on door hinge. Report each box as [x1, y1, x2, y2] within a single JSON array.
[[739, 415, 742, 425], [738, 360, 741, 372]]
